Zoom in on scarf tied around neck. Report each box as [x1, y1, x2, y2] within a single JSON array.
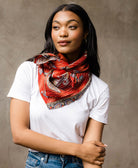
[[34, 51, 91, 109]]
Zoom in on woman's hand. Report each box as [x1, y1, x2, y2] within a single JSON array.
[[10, 98, 105, 160], [77, 140, 106, 166], [10, 98, 106, 167]]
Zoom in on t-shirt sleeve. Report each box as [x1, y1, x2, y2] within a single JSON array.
[[89, 86, 110, 124], [7, 62, 32, 102]]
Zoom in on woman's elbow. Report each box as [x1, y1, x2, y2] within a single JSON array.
[[12, 131, 22, 144], [11, 128, 28, 145]]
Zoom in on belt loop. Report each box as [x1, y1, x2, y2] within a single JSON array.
[[44, 154, 49, 163], [60, 155, 65, 163]]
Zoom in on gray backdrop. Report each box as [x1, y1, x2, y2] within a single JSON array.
[[1, 0, 138, 167]]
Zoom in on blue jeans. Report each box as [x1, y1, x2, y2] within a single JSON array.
[[25, 151, 83, 168]]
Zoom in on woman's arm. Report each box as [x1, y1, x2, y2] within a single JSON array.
[[83, 118, 106, 168], [10, 98, 105, 165]]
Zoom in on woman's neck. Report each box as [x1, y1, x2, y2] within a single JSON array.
[[64, 48, 84, 63]]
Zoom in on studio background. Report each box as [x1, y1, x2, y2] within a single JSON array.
[[0, 0, 138, 167]]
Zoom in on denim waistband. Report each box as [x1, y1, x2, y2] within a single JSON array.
[[28, 151, 82, 164]]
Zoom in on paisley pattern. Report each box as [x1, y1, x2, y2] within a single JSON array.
[[34, 51, 91, 109]]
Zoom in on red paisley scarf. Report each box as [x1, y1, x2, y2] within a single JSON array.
[[34, 51, 91, 109]]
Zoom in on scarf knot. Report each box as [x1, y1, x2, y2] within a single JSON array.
[[34, 52, 91, 109]]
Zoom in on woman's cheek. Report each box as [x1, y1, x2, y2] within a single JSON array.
[[72, 31, 84, 41], [51, 31, 58, 42]]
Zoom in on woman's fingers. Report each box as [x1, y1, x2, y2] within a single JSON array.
[[98, 151, 106, 157], [94, 141, 107, 148], [97, 156, 104, 162], [98, 146, 106, 153], [94, 160, 104, 166], [79, 141, 107, 164]]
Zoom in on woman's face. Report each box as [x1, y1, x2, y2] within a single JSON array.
[[51, 11, 86, 61]]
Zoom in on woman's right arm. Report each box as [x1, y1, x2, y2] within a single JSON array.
[[10, 98, 104, 166]]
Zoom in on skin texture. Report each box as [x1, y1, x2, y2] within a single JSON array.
[[10, 11, 107, 167], [82, 119, 106, 167], [51, 11, 87, 62]]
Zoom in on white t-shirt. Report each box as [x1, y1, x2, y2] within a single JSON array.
[[8, 61, 109, 145]]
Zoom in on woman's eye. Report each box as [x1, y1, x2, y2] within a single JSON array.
[[69, 26, 77, 30], [52, 26, 60, 30]]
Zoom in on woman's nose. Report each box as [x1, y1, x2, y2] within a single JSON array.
[[59, 28, 68, 37]]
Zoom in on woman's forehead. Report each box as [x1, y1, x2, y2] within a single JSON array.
[[52, 11, 82, 24]]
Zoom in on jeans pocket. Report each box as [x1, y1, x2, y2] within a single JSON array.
[[25, 153, 41, 168]]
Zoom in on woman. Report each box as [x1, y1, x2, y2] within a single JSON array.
[[8, 3, 109, 168]]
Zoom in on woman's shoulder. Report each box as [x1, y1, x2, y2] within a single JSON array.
[[91, 74, 108, 88], [18, 61, 36, 69], [16, 61, 36, 74], [88, 74, 109, 96], [13, 61, 37, 81]]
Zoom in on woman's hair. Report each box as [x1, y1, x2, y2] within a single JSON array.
[[31, 4, 100, 77]]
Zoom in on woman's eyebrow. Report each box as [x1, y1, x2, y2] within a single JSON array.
[[67, 19, 79, 23], [52, 19, 79, 24]]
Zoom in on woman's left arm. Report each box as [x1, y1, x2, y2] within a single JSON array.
[[83, 118, 106, 168]]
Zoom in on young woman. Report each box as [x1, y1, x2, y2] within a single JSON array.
[[8, 4, 109, 168]]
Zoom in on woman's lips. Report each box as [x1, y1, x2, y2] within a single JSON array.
[[58, 40, 70, 46]]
